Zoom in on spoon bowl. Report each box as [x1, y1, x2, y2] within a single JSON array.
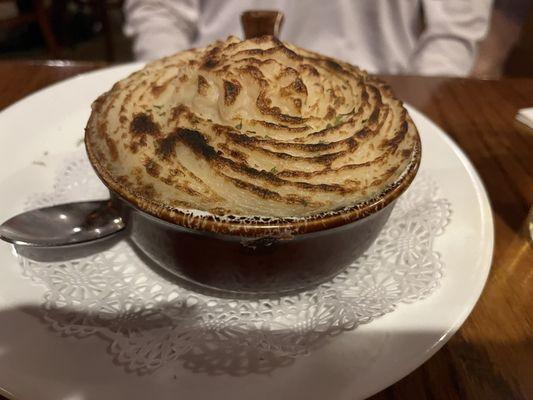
[[0, 200, 125, 248]]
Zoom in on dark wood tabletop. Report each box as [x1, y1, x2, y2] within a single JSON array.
[[0, 61, 531, 400]]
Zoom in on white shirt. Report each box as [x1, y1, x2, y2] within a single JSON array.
[[123, 0, 492, 76]]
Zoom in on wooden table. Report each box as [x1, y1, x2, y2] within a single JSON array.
[[0, 61, 532, 399]]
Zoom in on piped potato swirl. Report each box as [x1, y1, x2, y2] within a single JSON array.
[[85, 36, 419, 218]]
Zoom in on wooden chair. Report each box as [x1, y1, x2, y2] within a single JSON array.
[[74, 0, 124, 61], [0, 0, 61, 58]]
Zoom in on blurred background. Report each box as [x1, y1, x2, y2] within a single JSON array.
[[0, 0, 132, 62], [0, 0, 532, 78]]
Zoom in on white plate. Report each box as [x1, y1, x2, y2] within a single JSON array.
[[0, 64, 493, 400]]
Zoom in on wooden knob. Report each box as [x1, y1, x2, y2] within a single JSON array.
[[241, 10, 284, 39]]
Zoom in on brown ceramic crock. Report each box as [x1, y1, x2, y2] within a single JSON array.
[[85, 11, 422, 296], [89, 142, 420, 296]]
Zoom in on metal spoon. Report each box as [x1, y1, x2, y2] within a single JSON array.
[[0, 200, 125, 248]]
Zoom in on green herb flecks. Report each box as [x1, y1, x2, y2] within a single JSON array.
[[341, 107, 356, 116], [334, 107, 356, 126]]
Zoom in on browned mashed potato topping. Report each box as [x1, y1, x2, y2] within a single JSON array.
[[85, 36, 419, 218]]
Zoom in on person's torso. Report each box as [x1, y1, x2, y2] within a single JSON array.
[[193, 0, 423, 74]]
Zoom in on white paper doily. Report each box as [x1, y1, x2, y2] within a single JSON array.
[[18, 152, 451, 375]]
